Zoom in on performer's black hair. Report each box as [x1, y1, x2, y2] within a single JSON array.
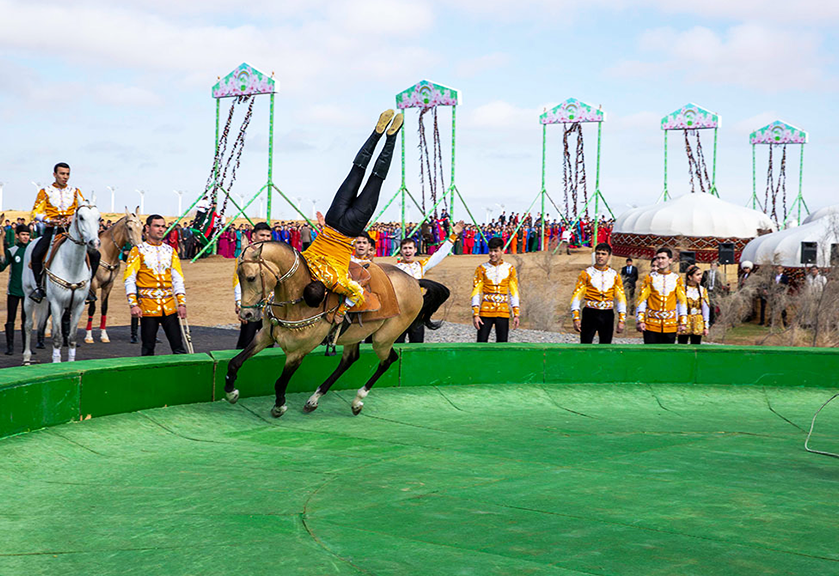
[[146, 214, 165, 226], [303, 281, 326, 308], [488, 237, 504, 250], [400, 237, 416, 249], [594, 242, 612, 254], [53, 162, 70, 173], [253, 222, 271, 233], [655, 247, 673, 258]]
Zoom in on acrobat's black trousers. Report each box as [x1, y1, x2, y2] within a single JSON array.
[[580, 308, 614, 344], [395, 324, 425, 343], [325, 130, 398, 237]]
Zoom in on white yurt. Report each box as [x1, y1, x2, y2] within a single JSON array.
[[740, 205, 839, 268], [612, 193, 775, 262]]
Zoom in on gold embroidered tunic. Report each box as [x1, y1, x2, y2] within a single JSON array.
[[684, 285, 710, 336], [123, 241, 186, 317], [396, 234, 457, 280], [31, 184, 86, 222], [302, 226, 364, 308], [636, 271, 687, 333], [470, 260, 520, 318], [570, 266, 627, 322]]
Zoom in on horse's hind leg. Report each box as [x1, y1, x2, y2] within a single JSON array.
[[224, 323, 273, 404], [67, 302, 86, 362], [351, 345, 399, 416], [50, 303, 63, 363], [100, 284, 113, 342], [85, 299, 96, 343], [304, 343, 360, 413], [22, 300, 34, 365]]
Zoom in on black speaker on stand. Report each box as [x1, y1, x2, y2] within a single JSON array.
[[801, 242, 818, 265], [679, 251, 696, 273], [718, 242, 735, 265]]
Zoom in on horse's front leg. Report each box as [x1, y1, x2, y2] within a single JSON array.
[[49, 300, 63, 363], [224, 322, 273, 404], [271, 352, 306, 418], [66, 300, 86, 362], [22, 299, 34, 366], [85, 298, 96, 343]]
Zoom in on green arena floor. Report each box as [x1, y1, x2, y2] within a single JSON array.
[[1, 382, 838, 575]]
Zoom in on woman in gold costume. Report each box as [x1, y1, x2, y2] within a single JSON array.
[[679, 265, 710, 345]]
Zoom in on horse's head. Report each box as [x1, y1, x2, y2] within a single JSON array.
[[75, 198, 101, 250], [237, 242, 300, 322], [124, 206, 143, 247]]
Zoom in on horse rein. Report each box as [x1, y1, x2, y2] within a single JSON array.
[[237, 243, 338, 329]]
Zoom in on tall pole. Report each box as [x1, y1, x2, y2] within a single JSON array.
[[711, 126, 718, 196], [135, 190, 145, 214], [751, 144, 756, 209], [593, 121, 603, 249], [663, 130, 669, 201], [798, 144, 805, 226], [0, 183, 4, 212], [267, 92, 275, 223], [450, 105, 457, 219], [173, 190, 183, 215], [540, 123, 546, 250], [214, 99, 220, 189], [401, 108, 407, 240]]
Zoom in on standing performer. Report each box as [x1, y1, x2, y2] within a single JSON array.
[[124, 214, 187, 356], [233, 222, 273, 349], [351, 233, 374, 264], [471, 236, 520, 342], [301, 109, 403, 333], [570, 242, 626, 344], [679, 265, 710, 345], [29, 163, 100, 304], [394, 220, 463, 343], [635, 247, 687, 344], [1, 224, 31, 354], [620, 257, 638, 314]]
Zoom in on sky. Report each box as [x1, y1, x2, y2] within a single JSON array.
[[1, 0, 837, 225]]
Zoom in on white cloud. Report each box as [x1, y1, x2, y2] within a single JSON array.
[[606, 24, 832, 92], [467, 100, 539, 130], [456, 52, 511, 78], [643, 0, 839, 25], [93, 83, 163, 107], [732, 112, 779, 137]]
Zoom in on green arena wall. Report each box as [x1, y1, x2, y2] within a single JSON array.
[[1, 344, 838, 440]]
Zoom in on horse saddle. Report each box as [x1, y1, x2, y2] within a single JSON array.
[[325, 262, 400, 324], [32, 233, 90, 272]]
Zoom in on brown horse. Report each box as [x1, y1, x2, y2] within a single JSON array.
[[224, 241, 449, 417], [84, 209, 144, 343]]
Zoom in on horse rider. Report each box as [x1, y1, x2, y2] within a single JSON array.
[[30, 162, 101, 304], [301, 109, 403, 330]]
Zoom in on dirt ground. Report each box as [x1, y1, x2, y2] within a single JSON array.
[[0, 241, 738, 338]]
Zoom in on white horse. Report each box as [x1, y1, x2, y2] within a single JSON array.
[[22, 201, 102, 364]]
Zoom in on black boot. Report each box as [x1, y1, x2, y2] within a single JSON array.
[[30, 286, 46, 303], [352, 110, 393, 169], [4, 323, 13, 355], [85, 291, 97, 304], [130, 318, 138, 344]]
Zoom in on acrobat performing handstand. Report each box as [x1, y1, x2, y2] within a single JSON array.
[[301, 109, 403, 340]]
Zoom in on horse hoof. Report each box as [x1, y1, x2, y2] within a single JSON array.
[[303, 402, 318, 413], [100, 335, 110, 343], [225, 389, 240, 404], [351, 403, 363, 416], [271, 404, 287, 418], [84, 337, 94, 344]]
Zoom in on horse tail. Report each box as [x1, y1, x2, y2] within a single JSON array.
[[416, 279, 450, 330]]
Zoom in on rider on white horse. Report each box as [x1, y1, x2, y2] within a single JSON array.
[[29, 163, 100, 304]]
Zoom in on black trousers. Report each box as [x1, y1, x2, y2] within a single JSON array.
[[643, 331, 677, 344], [396, 323, 425, 343], [477, 316, 509, 343], [325, 131, 396, 237], [140, 313, 186, 356], [677, 334, 702, 345], [6, 295, 24, 333], [236, 320, 261, 349], [580, 308, 614, 344], [31, 226, 100, 286]]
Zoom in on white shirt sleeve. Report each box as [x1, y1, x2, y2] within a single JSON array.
[[422, 238, 454, 275]]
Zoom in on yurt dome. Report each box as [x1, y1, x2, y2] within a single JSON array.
[[612, 194, 775, 262], [741, 213, 839, 268], [802, 204, 839, 225]]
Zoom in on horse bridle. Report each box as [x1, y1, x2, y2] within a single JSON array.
[[64, 203, 96, 247], [237, 242, 303, 311], [237, 242, 339, 329]]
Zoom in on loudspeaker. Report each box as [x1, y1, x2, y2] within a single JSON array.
[[679, 251, 696, 273], [831, 244, 839, 267], [718, 243, 735, 265], [801, 242, 818, 265]]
